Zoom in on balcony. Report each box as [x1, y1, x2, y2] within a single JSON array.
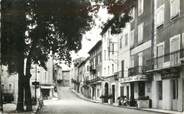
[[147, 49, 184, 72], [86, 76, 103, 85], [128, 66, 147, 77]]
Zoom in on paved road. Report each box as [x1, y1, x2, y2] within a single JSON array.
[[38, 87, 162, 114]]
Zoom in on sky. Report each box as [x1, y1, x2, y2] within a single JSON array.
[[71, 5, 113, 60]]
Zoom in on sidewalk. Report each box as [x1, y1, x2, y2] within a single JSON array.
[[72, 89, 183, 114], [1, 103, 39, 114]]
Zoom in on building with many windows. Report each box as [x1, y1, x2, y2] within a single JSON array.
[[147, 0, 184, 111], [88, 40, 103, 101], [124, 0, 154, 105]]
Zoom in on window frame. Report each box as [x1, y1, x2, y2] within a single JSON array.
[[170, 0, 180, 19], [172, 79, 178, 99], [156, 42, 165, 68], [156, 4, 165, 27], [130, 29, 135, 48], [138, 0, 144, 16], [138, 23, 144, 44]]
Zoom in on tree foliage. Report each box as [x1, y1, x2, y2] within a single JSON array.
[[101, 0, 136, 35], [1, 0, 93, 111]]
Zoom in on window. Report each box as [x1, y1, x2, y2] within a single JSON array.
[[172, 79, 178, 99], [182, 33, 184, 48], [138, 0, 144, 16], [125, 34, 128, 46], [138, 52, 143, 66], [129, 7, 135, 21], [112, 43, 114, 54], [170, 35, 180, 66], [157, 43, 164, 68], [112, 64, 114, 73], [156, 4, 165, 27], [158, 81, 162, 100], [93, 58, 96, 68], [130, 56, 135, 67], [138, 23, 144, 44], [130, 29, 134, 47], [121, 60, 124, 78], [120, 37, 123, 48], [87, 66, 90, 71], [108, 66, 110, 74], [170, 0, 180, 19], [104, 50, 106, 60]]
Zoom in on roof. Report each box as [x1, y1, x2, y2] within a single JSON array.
[[78, 57, 90, 68], [88, 40, 102, 54]]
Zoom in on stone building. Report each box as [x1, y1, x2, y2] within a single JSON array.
[[88, 40, 103, 101], [147, 0, 184, 111]]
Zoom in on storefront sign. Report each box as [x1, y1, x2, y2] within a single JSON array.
[[121, 75, 148, 83], [161, 72, 179, 79]]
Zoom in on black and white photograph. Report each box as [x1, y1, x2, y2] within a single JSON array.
[[0, 0, 184, 114]]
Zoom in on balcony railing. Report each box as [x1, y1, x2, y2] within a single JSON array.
[[86, 76, 103, 84], [147, 49, 184, 70], [128, 66, 147, 76]]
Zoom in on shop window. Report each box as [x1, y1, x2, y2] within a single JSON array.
[[158, 81, 162, 100], [172, 79, 178, 99], [170, 0, 180, 19]]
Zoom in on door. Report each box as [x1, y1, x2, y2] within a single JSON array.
[[104, 83, 109, 103], [112, 85, 115, 103], [138, 82, 145, 97], [130, 83, 134, 99], [120, 86, 124, 97], [121, 60, 124, 78]]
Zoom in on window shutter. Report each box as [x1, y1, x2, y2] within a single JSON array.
[[130, 30, 134, 47], [156, 4, 165, 27], [170, 0, 180, 18]]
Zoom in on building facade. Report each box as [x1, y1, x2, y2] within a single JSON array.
[[148, 0, 184, 111], [88, 40, 103, 101]]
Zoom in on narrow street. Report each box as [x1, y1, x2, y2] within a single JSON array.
[[37, 87, 162, 114]]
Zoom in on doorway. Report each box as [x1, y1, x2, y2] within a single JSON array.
[[104, 83, 109, 103], [112, 85, 115, 103]]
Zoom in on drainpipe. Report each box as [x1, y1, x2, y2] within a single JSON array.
[[0, 65, 3, 112]]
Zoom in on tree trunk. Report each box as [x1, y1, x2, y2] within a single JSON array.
[[16, 55, 25, 112], [25, 77, 32, 111], [25, 56, 32, 111]]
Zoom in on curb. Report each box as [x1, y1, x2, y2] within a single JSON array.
[[72, 89, 181, 114]]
